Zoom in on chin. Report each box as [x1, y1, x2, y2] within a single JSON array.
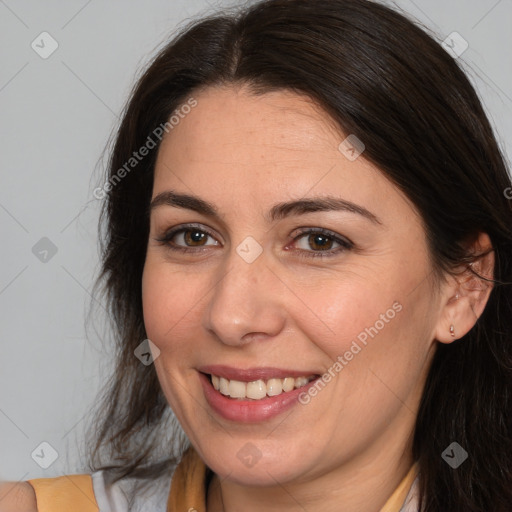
[[198, 439, 314, 487]]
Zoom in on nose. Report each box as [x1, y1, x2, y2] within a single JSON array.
[[201, 247, 286, 347]]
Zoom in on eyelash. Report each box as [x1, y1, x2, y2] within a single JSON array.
[[154, 224, 353, 258]]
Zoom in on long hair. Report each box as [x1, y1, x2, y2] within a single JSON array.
[[86, 1, 512, 510]]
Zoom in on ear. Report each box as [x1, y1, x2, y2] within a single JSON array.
[[435, 232, 494, 344]]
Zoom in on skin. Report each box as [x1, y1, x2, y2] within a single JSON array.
[[142, 85, 493, 512], [0, 482, 37, 511]]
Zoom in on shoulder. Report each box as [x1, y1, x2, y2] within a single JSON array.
[[0, 465, 175, 512], [0, 481, 37, 512], [26, 474, 98, 512]]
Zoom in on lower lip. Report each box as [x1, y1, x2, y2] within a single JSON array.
[[199, 372, 318, 423]]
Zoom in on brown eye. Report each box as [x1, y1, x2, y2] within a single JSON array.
[[291, 228, 353, 258], [183, 229, 209, 246], [295, 232, 342, 252], [157, 225, 220, 251], [306, 233, 334, 251]]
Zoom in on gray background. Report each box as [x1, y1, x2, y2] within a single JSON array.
[[0, 0, 510, 482]]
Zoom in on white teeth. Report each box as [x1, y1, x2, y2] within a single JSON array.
[[228, 379, 247, 398], [246, 380, 267, 400], [219, 377, 230, 396], [210, 374, 314, 400], [282, 377, 295, 392], [266, 378, 283, 396], [294, 377, 309, 389]]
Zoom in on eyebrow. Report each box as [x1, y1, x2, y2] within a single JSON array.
[[149, 190, 381, 224]]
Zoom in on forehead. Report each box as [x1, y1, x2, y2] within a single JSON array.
[[152, 85, 414, 224], [158, 85, 342, 166]]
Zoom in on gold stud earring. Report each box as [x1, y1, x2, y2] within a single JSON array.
[[450, 324, 455, 337]]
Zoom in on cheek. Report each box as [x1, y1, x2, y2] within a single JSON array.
[[142, 258, 228, 373], [294, 269, 430, 402], [142, 262, 165, 343], [141, 260, 200, 351], [141, 260, 205, 415], [292, 274, 401, 359]]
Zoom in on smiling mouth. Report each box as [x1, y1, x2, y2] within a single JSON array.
[[207, 373, 318, 400]]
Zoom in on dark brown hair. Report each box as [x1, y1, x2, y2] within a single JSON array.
[[86, 0, 512, 510]]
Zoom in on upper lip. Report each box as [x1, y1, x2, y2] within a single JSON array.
[[198, 365, 319, 382]]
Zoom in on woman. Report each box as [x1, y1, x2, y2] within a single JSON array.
[[3, 0, 511, 510]]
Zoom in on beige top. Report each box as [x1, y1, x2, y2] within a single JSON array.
[[29, 447, 420, 511]]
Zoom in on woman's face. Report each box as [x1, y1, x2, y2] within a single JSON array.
[[142, 85, 444, 486]]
